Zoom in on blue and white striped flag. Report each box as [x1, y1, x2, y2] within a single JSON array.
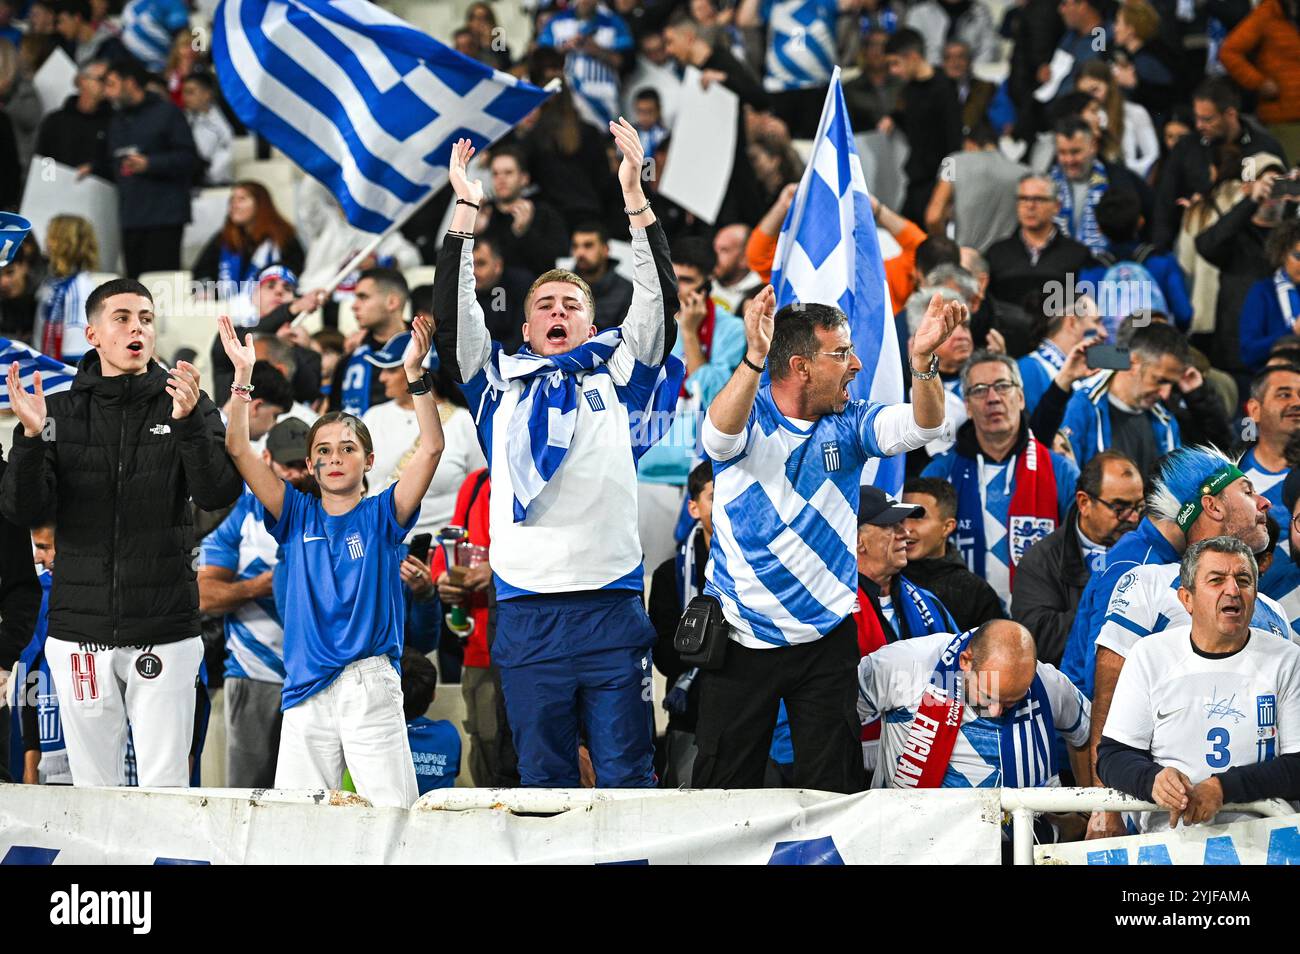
[[0, 338, 76, 412], [770, 69, 903, 495], [213, 0, 554, 234]]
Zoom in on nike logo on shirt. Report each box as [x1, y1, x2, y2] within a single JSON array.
[[1156, 706, 1185, 721], [303, 535, 327, 543]]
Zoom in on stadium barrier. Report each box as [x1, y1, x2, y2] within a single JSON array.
[[2, 784, 1295, 864]]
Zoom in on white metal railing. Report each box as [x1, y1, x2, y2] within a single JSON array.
[[998, 788, 1295, 864]]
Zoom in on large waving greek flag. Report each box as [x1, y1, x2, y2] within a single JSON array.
[[213, 0, 554, 234], [0, 338, 75, 412], [770, 69, 903, 494]]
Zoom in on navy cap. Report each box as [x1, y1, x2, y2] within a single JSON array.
[[858, 485, 925, 526]]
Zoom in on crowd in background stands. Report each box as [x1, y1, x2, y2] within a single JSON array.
[[3, 0, 1300, 826]]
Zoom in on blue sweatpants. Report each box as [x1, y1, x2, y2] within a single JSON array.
[[496, 591, 656, 788]]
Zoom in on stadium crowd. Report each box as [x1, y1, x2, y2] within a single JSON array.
[[2, 0, 1300, 846]]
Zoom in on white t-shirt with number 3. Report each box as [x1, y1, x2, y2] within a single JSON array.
[[1103, 624, 1300, 832]]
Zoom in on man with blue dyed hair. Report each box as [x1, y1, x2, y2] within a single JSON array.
[[1060, 444, 1285, 838], [691, 287, 966, 793]]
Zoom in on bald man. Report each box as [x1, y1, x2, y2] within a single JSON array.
[[711, 224, 761, 313], [857, 620, 1091, 789]]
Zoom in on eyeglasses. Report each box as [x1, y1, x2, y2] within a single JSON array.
[[965, 381, 1020, 400], [814, 345, 856, 362], [1016, 195, 1055, 205], [1088, 494, 1146, 519]]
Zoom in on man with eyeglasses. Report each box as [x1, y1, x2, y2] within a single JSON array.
[[1011, 450, 1143, 666], [1054, 445, 1292, 838], [985, 174, 1097, 310], [692, 288, 966, 793], [922, 351, 1079, 610]]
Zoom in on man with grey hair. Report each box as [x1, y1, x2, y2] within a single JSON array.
[[1059, 321, 1188, 475], [1099, 536, 1300, 833], [1058, 444, 1287, 838], [922, 349, 1079, 608], [985, 173, 1097, 311]]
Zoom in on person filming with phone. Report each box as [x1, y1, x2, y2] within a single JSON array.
[[1058, 322, 1190, 475]]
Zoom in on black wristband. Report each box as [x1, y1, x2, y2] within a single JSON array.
[[742, 354, 766, 374], [407, 370, 434, 396], [456, 198, 480, 210]]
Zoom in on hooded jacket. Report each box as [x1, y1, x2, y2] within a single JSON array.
[[0, 351, 242, 646]]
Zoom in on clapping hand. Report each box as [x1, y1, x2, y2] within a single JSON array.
[[6, 360, 46, 438], [166, 361, 202, 420]]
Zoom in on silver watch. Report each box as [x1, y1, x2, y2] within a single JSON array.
[[911, 354, 940, 380]]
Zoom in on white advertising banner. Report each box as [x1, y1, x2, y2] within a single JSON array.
[[1037, 813, 1300, 865], [0, 786, 1003, 865]]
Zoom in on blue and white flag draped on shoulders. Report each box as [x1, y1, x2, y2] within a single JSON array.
[[769, 68, 903, 495], [212, 0, 554, 234], [0, 338, 75, 412]]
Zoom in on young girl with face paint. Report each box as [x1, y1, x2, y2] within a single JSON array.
[[219, 313, 445, 808]]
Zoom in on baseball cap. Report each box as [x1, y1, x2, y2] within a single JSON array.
[[858, 486, 924, 526], [0, 211, 31, 268], [258, 264, 298, 289], [265, 417, 310, 464], [363, 331, 413, 369]]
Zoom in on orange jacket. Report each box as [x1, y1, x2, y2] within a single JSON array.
[[1220, 0, 1300, 124], [744, 219, 927, 314]]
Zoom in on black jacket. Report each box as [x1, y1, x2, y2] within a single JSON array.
[[0, 450, 42, 670], [1009, 504, 1094, 666], [648, 530, 708, 735], [478, 197, 569, 276], [96, 92, 197, 230], [985, 227, 1097, 311], [35, 95, 112, 170], [0, 352, 242, 646], [1194, 194, 1279, 374], [902, 548, 1007, 633], [1153, 118, 1286, 250]]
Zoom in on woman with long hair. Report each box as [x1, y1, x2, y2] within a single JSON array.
[[31, 214, 99, 363], [1077, 59, 1159, 180], [165, 29, 201, 108], [193, 180, 304, 291]]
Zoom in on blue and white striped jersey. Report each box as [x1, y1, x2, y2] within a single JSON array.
[[200, 491, 286, 683], [120, 0, 189, 73], [1096, 562, 1295, 663], [760, 0, 839, 92], [537, 6, 633, 128], [702, 391, 942, 648]]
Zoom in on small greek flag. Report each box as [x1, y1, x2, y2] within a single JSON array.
[[213, 0, 554, 234], [0, 338, 76, 412], [771, 69, 901, 495]]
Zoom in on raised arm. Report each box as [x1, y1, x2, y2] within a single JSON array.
[[609, 118, 678, 367], [393, 315, 446, 526], [705, 285, 774, 439], [908, 292, 968, 429], [218, 315, 286, 520], [436, 139, 493, 384]]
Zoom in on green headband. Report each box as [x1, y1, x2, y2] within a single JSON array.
[[1174, 464, 1246, 533]]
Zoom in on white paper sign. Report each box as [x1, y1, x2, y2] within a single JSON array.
[[658, 66, 738, 225], [1034, 48, 1076, 103], [20, 155, 120, 274], [32, 47, 77, 117], [855, 130, 909, 212], [183, 186, 232, 270]]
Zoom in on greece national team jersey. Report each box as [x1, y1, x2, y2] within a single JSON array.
[[761, 0, 839, 91], [706, 389, 897, 648], [266, 483, 417, 709], [537, 8, 633, 127], [858, 632, 1091, 788], [200, 491, 286, 683], [1095, 562, 1295, 661], [1103, 624, 1300, 832], [1239, 448, 1289, 516]]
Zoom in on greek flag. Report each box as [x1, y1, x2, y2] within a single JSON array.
[[212, 0, 554, 234], [770, 70, 903, 494], [0, 338, 76, 412]]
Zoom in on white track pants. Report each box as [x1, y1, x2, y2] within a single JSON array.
[[275, 655, 418, 809], [44, 636, 203, 788]]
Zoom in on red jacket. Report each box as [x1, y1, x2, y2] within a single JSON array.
[[428, 468, 492, 669]]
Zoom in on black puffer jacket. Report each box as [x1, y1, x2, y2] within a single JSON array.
[[0, 353, 242, 646]]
